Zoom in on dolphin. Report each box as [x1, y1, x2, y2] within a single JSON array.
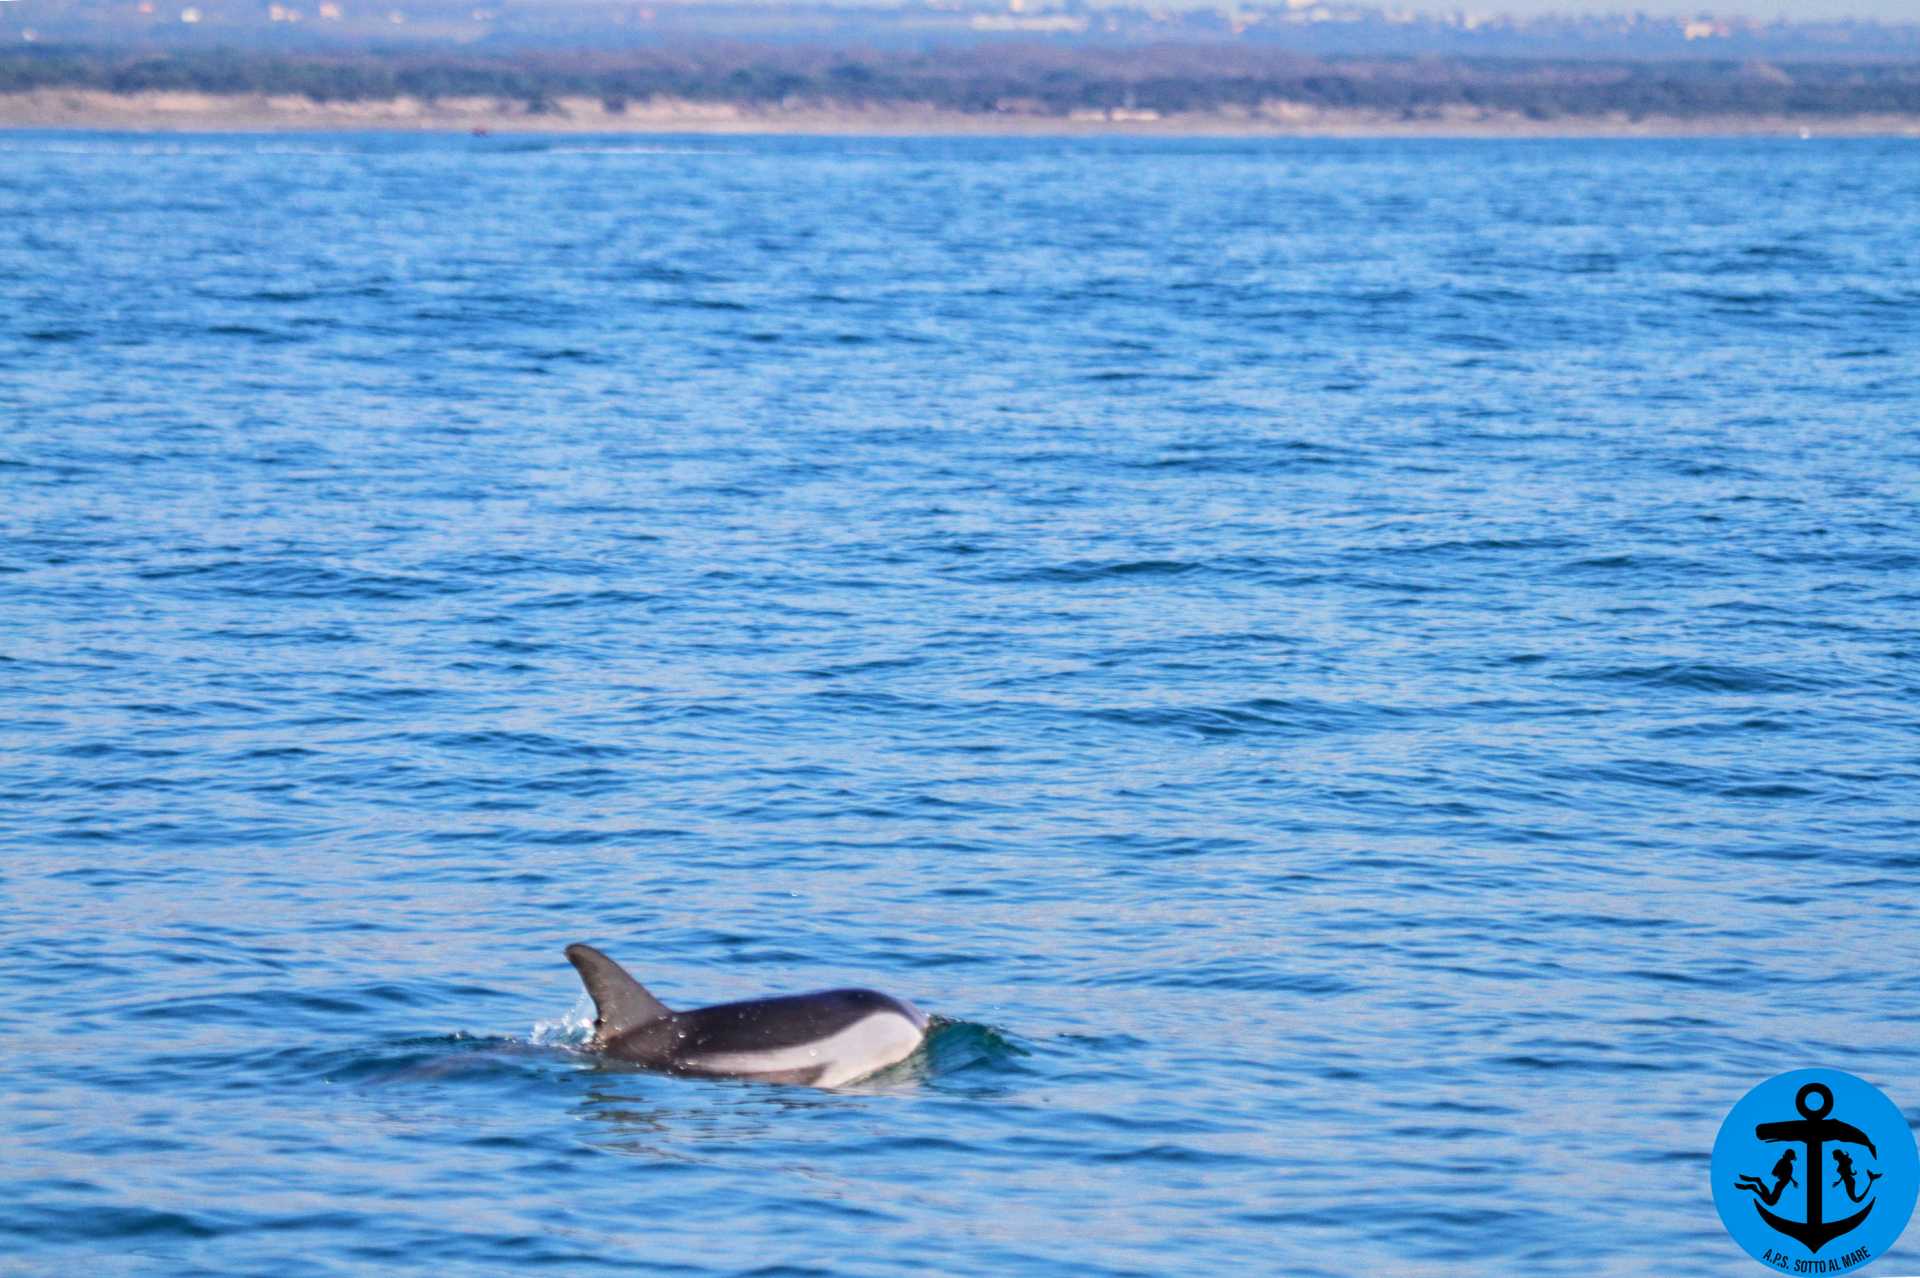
[[563, 943, 930, 1088]]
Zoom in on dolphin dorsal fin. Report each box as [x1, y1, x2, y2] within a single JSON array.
[[565, 943, 673, 1040]]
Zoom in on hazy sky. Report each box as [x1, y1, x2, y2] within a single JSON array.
[[674, 0, 1920, 27], [677, 0, 1920, 23], [1433, 0, 1915, 18], [821, 0, 1920, 26]]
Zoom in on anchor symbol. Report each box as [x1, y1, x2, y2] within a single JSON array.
[[1736, 1082, 1879, 1253]]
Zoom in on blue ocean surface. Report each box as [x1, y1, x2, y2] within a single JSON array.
[[2, 131, 1918, 1276]]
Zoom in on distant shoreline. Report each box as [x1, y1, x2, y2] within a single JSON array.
[[5, 91, 1919, 138]]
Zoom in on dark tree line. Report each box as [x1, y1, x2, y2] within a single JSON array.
[[5, 44, 1920, 117]]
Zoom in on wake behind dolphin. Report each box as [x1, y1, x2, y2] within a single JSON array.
[[563, 944, 930, 1088]]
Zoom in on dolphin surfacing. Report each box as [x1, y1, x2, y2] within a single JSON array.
[[563, 943, 929, 1088]]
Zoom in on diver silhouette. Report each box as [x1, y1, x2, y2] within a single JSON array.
[[1736, 1148, 1799, 1207], [1832, 1150, 1882, 1205]]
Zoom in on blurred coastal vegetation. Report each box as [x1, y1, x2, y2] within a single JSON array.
[[4, 44, 1920, 119]]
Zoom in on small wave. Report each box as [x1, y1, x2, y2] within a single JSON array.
[[414, 730, 627, 760], [1557, 660, 1825, 694], [1083, 962, 1359, 995], [1490, 1053, 1680, 1074], [133, 559, 462, 602], [318, 1034, 553, 1087], [0, 1204, 222, 1243], [1000, 559, 1201, 584], [1085, 696, 1384, 740], [1134, 440, 1359, 473], [1680, 287, 1789, 307], [862, 1018, 1031, 1090], [500, 145, 724, 156]]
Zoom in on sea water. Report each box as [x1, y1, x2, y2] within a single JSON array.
[[2, 132, 1917, 1276]]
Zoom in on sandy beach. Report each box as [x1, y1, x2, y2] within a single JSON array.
[[4, 88, 1918, 136]]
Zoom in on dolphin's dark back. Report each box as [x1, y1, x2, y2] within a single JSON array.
[[666, 989, 916, 1056]]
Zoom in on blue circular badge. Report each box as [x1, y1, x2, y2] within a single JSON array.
[[1713, 1069, 1918, 1274]]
